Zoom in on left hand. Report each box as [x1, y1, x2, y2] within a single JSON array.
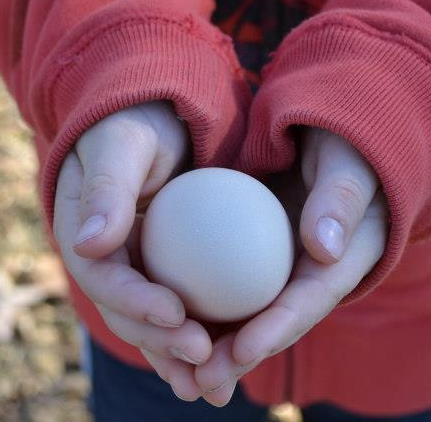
[[54, 103, 212, 401], [194, 127, 389, 406]]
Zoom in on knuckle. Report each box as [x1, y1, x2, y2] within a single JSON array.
[[142, 352, 171, 383], [334, 178, 366, 206], [83, 172, 138, 204], [273, 303, 302, 338], [100, 307, 137, 348], [94, 265, 125, 303], [331, 177, 367, 221], [84, 173, 117, 197], [116, 278, 148, 320], [106, 321, 130, 346], [79, 261, 114, 304]]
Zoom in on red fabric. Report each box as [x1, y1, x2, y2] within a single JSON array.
[[1, 0, 431, 416]]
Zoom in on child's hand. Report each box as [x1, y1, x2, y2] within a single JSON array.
[[194, 127, 389, 406], [53, 102, 212, 401]]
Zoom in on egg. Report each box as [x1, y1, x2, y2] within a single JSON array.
[[141, 168, 294, 323]]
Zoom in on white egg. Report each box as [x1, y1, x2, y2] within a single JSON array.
[[141, 168, 294, 323]]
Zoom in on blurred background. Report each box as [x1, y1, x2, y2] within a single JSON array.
[[0, 79, 92, 422], [0, 79, 301, 422]]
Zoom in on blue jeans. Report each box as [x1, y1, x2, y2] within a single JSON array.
[[301, 406, 431, 422], [85, 335, 268, 422], [81, 329, 431, 422]]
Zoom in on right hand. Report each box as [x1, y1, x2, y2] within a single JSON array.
[[53, 101, 212, 401]]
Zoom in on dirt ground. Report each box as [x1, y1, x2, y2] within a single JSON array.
[[0, 80, 92, 422], [0, 79, 301, 422]]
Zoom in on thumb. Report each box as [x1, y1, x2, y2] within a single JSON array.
[[73, 106, 161, 259], [300, 129, 378, 264]]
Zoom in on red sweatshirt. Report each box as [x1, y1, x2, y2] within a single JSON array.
[[1, 0, 431, 416]]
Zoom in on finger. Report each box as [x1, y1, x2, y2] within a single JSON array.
[[195, 334, 238, 407], [300, 128, 379, 263], [141, 349, 202, 402], [234, 193, 388, 365], [73, 106, 157, 258], [135, 103, 190, 210], [74, 102, 188, 258], [54, 153, 185, 327], [98, 307, 212, 364]]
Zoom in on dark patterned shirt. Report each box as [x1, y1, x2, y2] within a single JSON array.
[[212, 0, 325, 89]]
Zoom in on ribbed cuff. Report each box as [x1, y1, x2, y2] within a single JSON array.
[[239, 22, 431, 302], [32, 7, 251, 225]]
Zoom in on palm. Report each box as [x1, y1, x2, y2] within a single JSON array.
[[193, 128, 389, 406]]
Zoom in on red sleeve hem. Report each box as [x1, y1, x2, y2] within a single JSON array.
[[238, 21, 431, 302], [34, 8, 251, 226]]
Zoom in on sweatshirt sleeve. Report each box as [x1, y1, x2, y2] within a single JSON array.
[[0, 0, 251, 223], [237, 0, 431, 302]]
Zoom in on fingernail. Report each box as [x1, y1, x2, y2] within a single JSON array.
[[146, 314, 181, 328], [169, 347, 203, 365], [74, 214, 107, 246], [315, 216, 345, 260], [205, 378, 231, 394]]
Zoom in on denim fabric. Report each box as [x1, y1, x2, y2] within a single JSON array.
[[302, 404, 431, 422], [87, 336, 269, 422], [81, 328, 431, 422]]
